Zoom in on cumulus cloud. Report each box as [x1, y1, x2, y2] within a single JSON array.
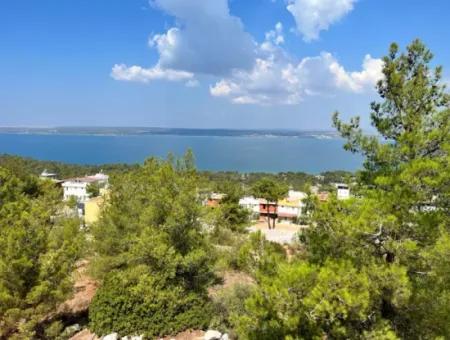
[[287, 0, 356, 41], [112, 1, 381, 105], [111, 64, 193, 83], [210, 24, 382, 105], [261, 22, 285, 52], [149, 0, 256, 75]]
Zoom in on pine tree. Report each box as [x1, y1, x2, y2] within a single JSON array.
[[237, 40, 450, 339]]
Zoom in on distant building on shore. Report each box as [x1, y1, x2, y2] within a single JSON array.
[[62, 173, 109, 203]]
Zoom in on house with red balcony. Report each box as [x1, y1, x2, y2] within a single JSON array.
[[259, 200, 278, 221], [205, 193, 226, 208]]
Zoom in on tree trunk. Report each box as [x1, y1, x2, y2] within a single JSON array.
[[267, 208, 271, 229], [272, 209, 277, 229]]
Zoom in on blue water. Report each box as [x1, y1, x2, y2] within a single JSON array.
[[0, 133, 362, 173]]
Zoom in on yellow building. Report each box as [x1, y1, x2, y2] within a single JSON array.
[[84, 195, 104, 225]]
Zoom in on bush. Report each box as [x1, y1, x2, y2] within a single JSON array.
[[89, 268, 212, 337], [210, 283, 254, 335], [89, 154, 216, 338], [237, 231, 287, 277]]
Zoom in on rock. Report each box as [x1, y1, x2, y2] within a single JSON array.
[[102, 333, 119, 340], [69, 329, 99, 340], [220, 334, 229, 340], [204, 330, 222, 340], [121, 336, 143, 340], [62, 324, 81, 337]]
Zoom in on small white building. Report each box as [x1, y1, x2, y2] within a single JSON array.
[[40, 169, 58, 180], [239, 196, 261, 215], [335, 183, 350, 200], [62, 173, 109, 203]]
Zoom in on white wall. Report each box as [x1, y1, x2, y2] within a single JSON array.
[[239, 196, 260, 214], [335, 184, 350, 200], [63, 181, 89, 203]]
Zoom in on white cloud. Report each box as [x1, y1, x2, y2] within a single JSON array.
[[287, 0, 356, 41], [112, 1, 381, 105], [185, 79, 200, 87], [149, 0, 256, 75], [111, 64, 193, 82], [210, 24, 382, 105], [262, 22, 285, 50]]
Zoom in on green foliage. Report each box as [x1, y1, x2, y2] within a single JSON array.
[[210, 283, 254, 336], [86, 182, 101, 198], [89, 152, 216, 337], [0, 153, 137, 179], [0, 167, 85, 338], [237, 260, 404, 339], [237, 40, 450, 339], [330, 39, 450, 338], [44, 321, 64, 339], [252, 177, 289, 203], [0, 153, 352, 193], [89, 267, 212, 338], [252, 177, 289, 229], [202, 170, 351, 193], [237, 231, 287, 278], [299, 187, 319, 225], [208, 181, 250, 237]]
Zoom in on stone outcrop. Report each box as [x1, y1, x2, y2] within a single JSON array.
[[203, 330, 229, 340]]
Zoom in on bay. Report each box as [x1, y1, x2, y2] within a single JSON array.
[[0, 133, 362, 173]]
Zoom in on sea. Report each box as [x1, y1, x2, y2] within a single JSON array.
[[0, 133, 363, 173]]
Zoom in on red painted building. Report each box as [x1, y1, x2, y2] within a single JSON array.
[[259, 201, 278, 221]]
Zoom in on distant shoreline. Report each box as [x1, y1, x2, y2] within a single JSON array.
[[0, 127, 340, 139]]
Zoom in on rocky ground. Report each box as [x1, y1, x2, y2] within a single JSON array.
[[60, 259, 98, 316]]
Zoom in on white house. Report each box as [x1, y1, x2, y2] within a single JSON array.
[[277, 190, 307, 222], [335, 183, 350, 200], [239, 196, 261, 215], [62, 173, 109, 203], [240, 191, 307, 223]]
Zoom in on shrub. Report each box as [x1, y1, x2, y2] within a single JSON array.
[[89, 269, 212, 337]]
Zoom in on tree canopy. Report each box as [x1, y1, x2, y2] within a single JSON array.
[[252, 178, 288, 229], [89, 152, 216, 337], [0, 168, 85, 339], [237, 39, 450, 339]]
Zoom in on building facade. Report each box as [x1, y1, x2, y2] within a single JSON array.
[[335, 183, 350, 200], [62, 173, 109, 203], [239, 196, 261, 216], [240, 190, 307, 224]]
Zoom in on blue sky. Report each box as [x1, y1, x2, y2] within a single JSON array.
[[1, 0, 450, 130]]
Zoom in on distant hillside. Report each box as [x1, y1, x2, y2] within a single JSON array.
[[0, 126, 340, 139]]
